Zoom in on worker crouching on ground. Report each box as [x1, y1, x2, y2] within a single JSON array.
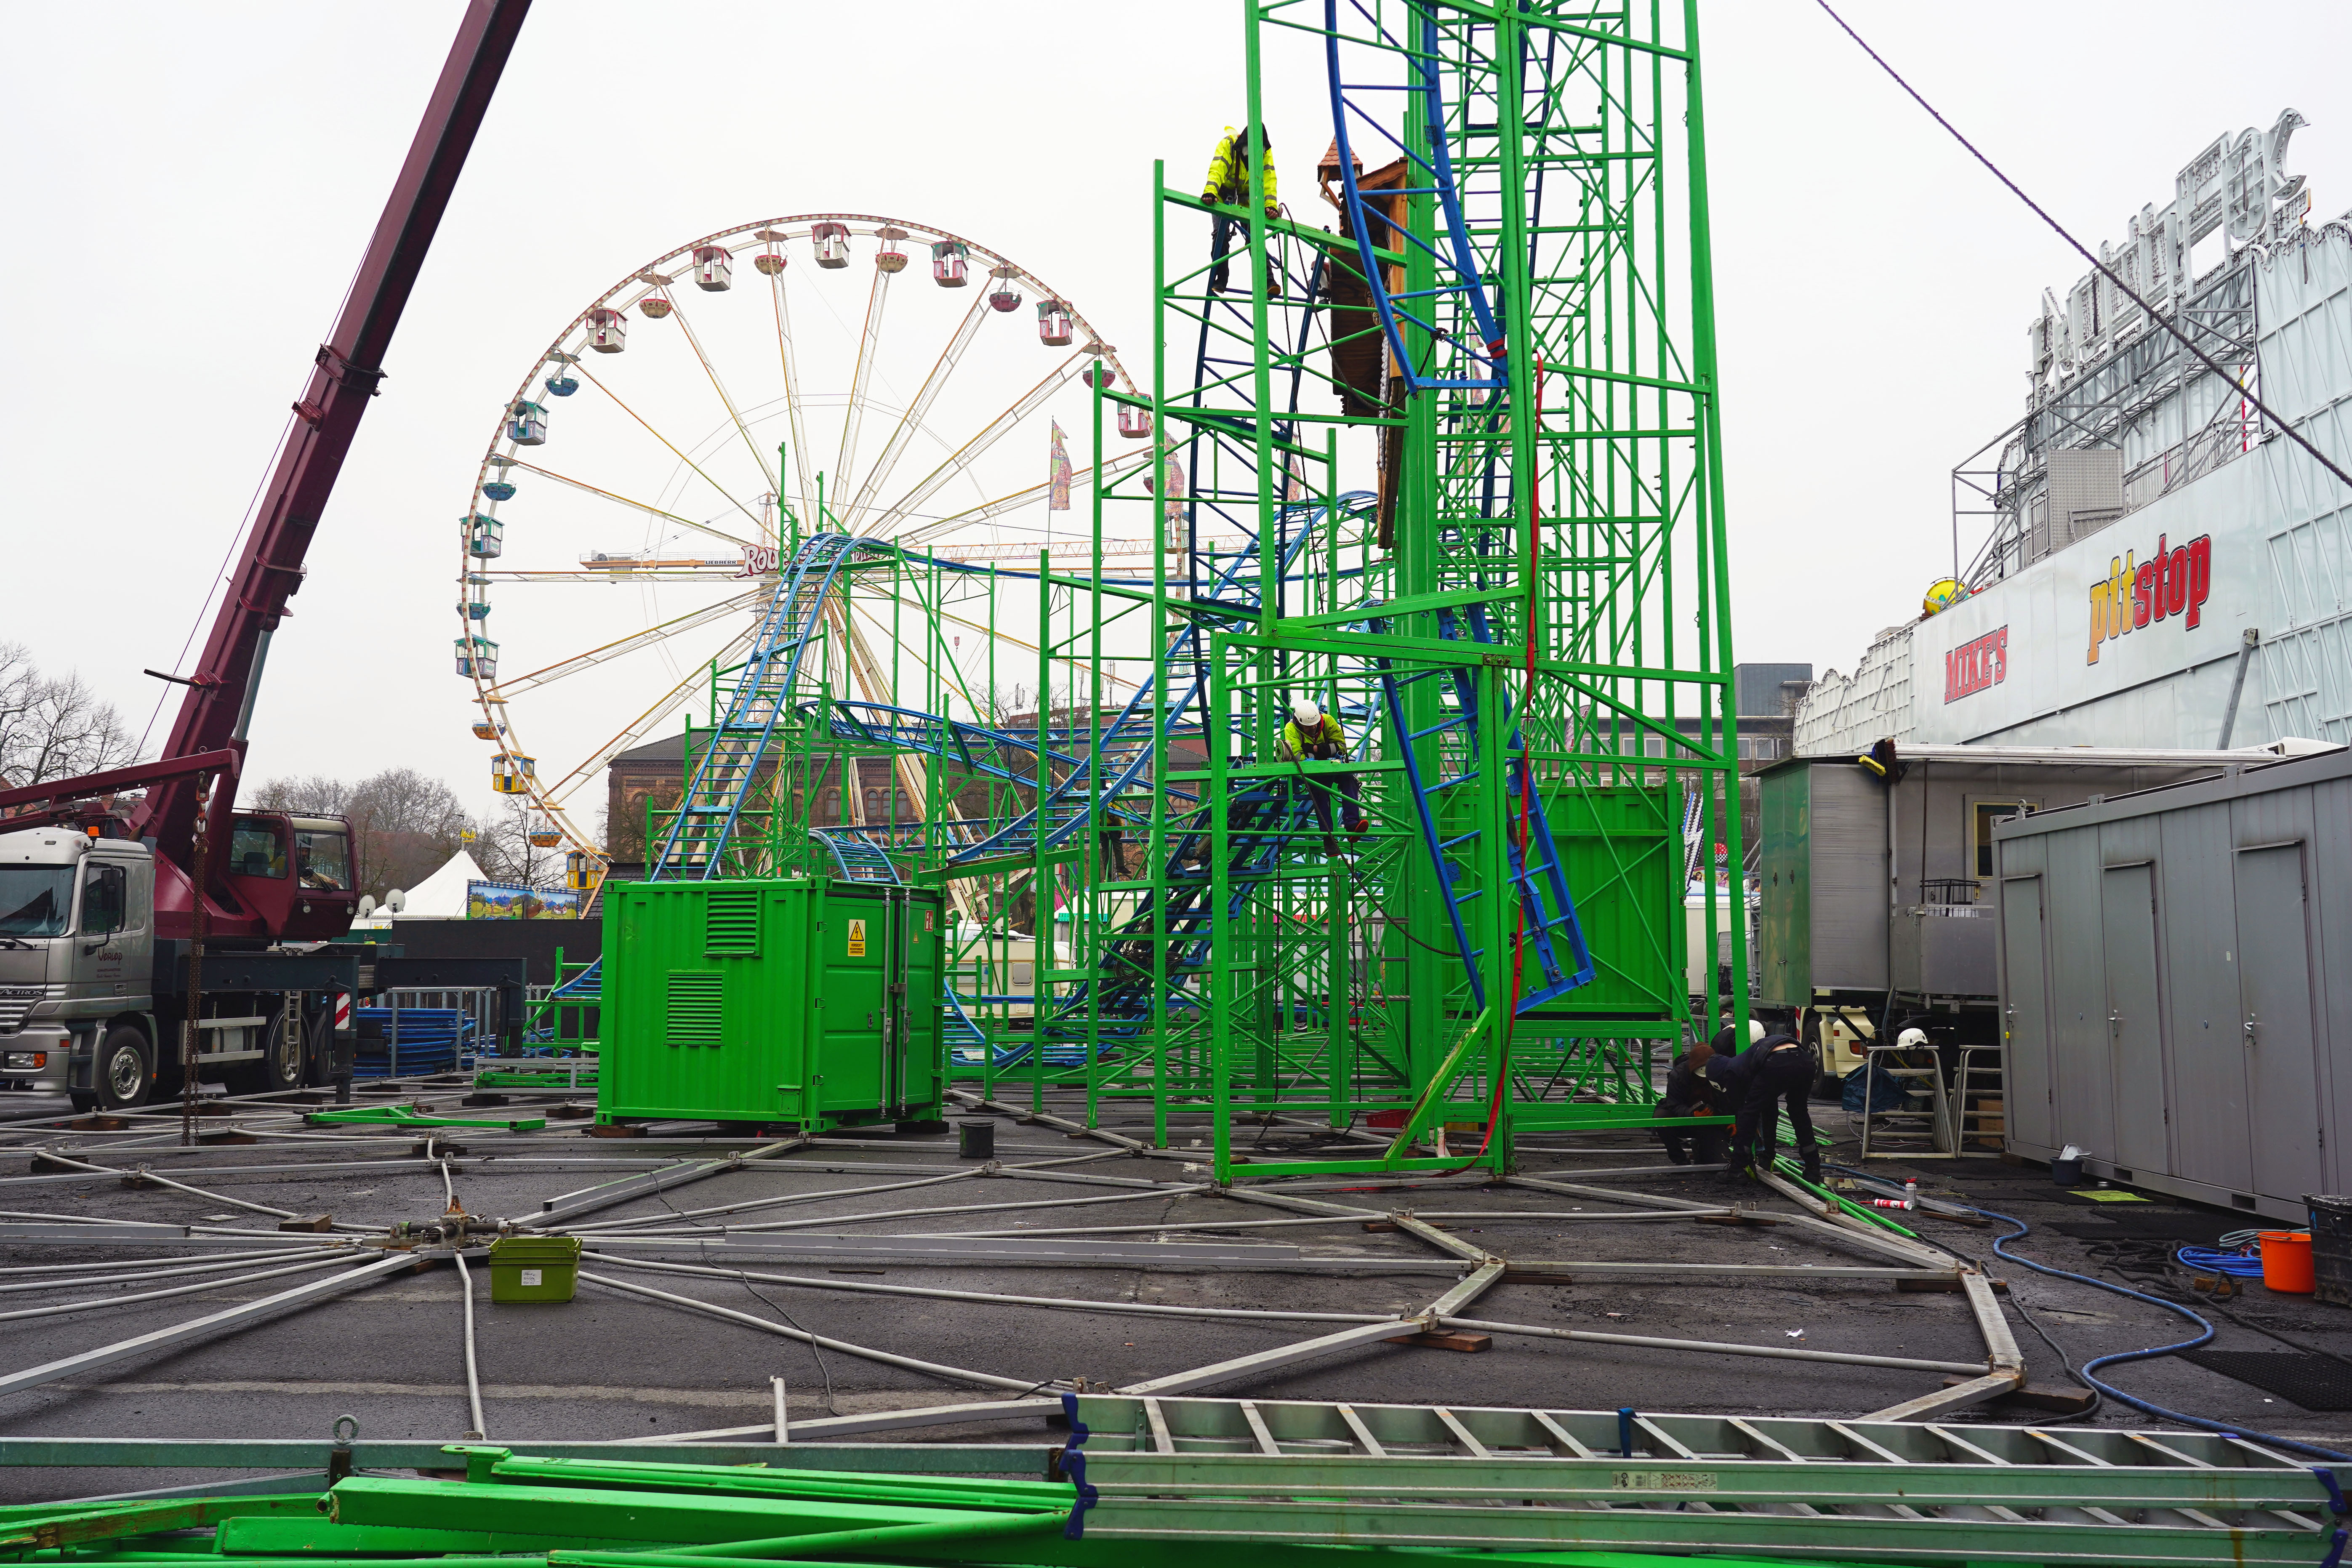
[[1280, 696, 1367, 856], [1203, 123, 1279, 295], [1707, 1026, 1821, 1185], [1653, 1037, 1728, 1165]]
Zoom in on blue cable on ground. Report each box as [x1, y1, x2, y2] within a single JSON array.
[[1947, 1198, 2352, 1463]]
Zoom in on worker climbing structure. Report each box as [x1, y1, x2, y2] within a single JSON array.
[[479, 0, 1745, 1177]]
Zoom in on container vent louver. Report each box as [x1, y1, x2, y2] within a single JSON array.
[[666, 973, 724, 1048], [704, 889, 760, 956]]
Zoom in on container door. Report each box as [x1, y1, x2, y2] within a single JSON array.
[[819, 898, 886, 1115], [897, 896, 944, 1112], [2000, 875, 2054, 1152], [2101, 864, 2170, 1176], [2046, 835, 2115, 1166], [2237, 844, 2323, 1203]]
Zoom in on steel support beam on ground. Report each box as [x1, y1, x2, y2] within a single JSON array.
[[0, 1225, 354, 1249], [583, 1232, 1462, 1272], [653, 1400, 1064, 1446], [581, 1251, 1394, 1327], [0, 1436, 1052, 1474], [574, 1270, 1056, 1392], [523, 1140, 808, 1228], [1860, 1371, 2030, 1424], [1435, 1316, 1988, 1376], [1515, 1172, 1958, 1271], [0, 1251, 366, 1326], [559, 1168, 986, 1233], [0, 1253, 415, 1400]]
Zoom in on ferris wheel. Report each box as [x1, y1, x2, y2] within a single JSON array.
[[454, 215, 1149, 874]]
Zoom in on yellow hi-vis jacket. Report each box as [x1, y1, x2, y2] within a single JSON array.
[[1202, 127, 1278, 216], [1279, 712, 1347, 762]]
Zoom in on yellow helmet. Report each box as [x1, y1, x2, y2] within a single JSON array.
[[1922, 578, 1968, 617]]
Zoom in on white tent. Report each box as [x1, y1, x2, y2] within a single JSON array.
[[384, 849, 490, 921]]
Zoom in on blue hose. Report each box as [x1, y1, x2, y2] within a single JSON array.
[[2176, 1243, 2268, 1279], [1950, 1199, 2352, 1463]]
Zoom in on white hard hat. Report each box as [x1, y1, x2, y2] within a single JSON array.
[[1748, 1020, 1766, 1044], [1289, 696, 1323, 727], [1897, 1026, 1929, 1049]]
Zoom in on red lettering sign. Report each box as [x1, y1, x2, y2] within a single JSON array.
[[1944, 626, 2009, 703], [2088, 531, 2213, 663]]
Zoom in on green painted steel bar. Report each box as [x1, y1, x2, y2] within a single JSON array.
[[550, 1509, 1063, 1566], [306, 1106, 547, 1131]]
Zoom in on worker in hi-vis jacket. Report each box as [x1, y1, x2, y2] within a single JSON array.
[[1202, 123, 1279, 295], [1279, 696, 1366, 856]]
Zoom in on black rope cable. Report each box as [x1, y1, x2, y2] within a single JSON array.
[[1814, 0, 2352, 498]]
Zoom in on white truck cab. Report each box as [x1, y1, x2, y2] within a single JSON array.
[[0, 827, 155, 1099]]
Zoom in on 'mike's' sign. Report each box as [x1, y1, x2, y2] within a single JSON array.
[[1944, 626, 2008, 703]]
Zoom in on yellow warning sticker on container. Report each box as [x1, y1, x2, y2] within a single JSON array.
[[847, 918, 867, 957]]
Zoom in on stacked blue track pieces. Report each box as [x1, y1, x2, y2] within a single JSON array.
[[352, 1007, 477, 1078]]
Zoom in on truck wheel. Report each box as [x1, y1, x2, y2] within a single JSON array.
[[262, 1012, 305, 1092], [229, 1017, 305, 1096], [94, 1026, 152, 1111]]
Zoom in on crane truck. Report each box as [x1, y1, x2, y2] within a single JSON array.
[[0, 0, 532, 1110]]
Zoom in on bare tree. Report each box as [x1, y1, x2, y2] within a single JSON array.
[[471, 794, 562, 889], [0, 642, 141, 788], [249, 775, 349, 814]]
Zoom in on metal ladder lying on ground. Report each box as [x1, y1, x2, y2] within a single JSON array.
[[24, 1404, 2339, 1568], [1049, 1392, 2345, 1564]]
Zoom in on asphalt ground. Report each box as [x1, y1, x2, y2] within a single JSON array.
[[0, 1084, 2347, 1501]]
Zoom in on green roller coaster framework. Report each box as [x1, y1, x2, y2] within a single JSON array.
[[640, 0, 1747, 1183]]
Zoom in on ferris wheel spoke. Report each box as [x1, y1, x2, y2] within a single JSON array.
[[913, 602, 1142, 697], [843, 593, 979, 713], [494, 587, 768, 695], [765, 258, 818, 526], [896, 448, 1153, 548], [838, 292, 990, 533], [659, 292, 783, 513], [504, 460, 760, 553], [538, 619, 764, 805], [832, 265, 895, 520], [865, 353, 1093, 537], [570, 359, 768, 532], [830, 603, 937, 832]]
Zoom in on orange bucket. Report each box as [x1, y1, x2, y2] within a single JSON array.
[[2259, 1230, 2316, 1293]]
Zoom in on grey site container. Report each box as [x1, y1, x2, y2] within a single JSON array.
[[1993, 742, 2352, 1220], [1756, 746, 2274, 1017]]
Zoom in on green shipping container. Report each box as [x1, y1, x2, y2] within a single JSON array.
[[600, 876, 946, 1130]]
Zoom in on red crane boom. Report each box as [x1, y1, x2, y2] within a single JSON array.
[[0, 0, 531, 940]]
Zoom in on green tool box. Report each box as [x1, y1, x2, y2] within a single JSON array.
[[599, 876, 946, 1131], [487, 1235, 580, 1304]]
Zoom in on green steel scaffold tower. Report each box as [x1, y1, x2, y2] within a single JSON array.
[[644, 0, 1745, 1181]]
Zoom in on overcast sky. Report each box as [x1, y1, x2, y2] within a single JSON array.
[[5, 1, 2349, 827]]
